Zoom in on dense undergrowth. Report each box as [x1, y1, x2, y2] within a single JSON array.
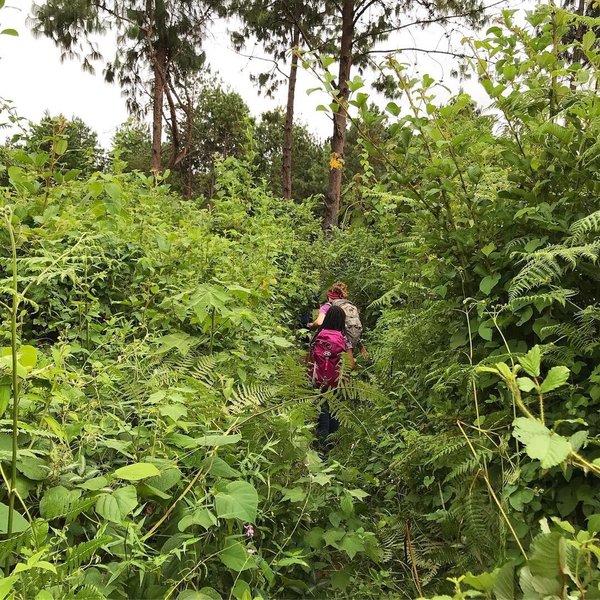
[[1, 4, 600, 600]]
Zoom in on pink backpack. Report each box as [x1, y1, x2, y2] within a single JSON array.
[[309, 329, 347, 389]]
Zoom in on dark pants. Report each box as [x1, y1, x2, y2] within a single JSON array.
[[317, 402, 339, 449]]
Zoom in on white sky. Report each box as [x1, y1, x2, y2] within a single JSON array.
[[0, 0, 535, 148]]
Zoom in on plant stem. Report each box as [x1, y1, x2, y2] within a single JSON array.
[[5, 212, 20, 575], [209, 307, 215, 355]]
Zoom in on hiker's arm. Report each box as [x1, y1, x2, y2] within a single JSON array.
[[307, 312, 325, 330], [346, 348, 356, 370]]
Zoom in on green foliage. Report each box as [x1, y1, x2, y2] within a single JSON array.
[[1, 3, 600, 599], [253, 109, 327, 201]]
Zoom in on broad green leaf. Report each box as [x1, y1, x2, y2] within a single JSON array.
[[203, 456, 240, 478], [528, 533, 565, 579], [517, 377, 536, 393], [0, 376, 10, 417], [114, 462, 160, 481], [95, 494, 121, 524], [340, 495, 353, 516], [196, 434, 241, 447], [178, 589, 222, 600], [78, 476, 109, 491], [219, 536, 256, 572], [348, 488, 369, 499], [113, 486, 137, 516], [178, 507, 217, 532], [146, 466, 182, 492], [281, 487, 306, 503], [0, 346, 37, 378], [519, 345, 541, 377], [0, 576, 17, 600], [493, 561, 515, 600], [323, 528, 345, 546], [386, 101, 400, 116], [478, 323, 493, 341], [95, 486, 136, 523], [17, 456, 50, 481], [0, 502, 29, 533], [587, 514, 600, 534], [480, 273, 501, 295], [39, 486, 81, 520], [583, 30, 595, 51], [331, 568, 352, 591], [215, 481, 258, 522], [513, 418, 571, 468], [339, 533, 364, 559], [158, 404, 188, 421], [231, 579, 252, 600], [482, 243, 496, 256], [496, 362, 513, 381], [540, 366, 569, 393], [463, 570, 496, 592], [569, 430, 587, 452], [508, 488, 534, 511], [55, 139, 68, 156], [275, 556, 310, 568]]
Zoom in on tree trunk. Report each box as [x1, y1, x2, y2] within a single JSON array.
[[151, 45, 167, 172], [282, 25, 301, 200], [323, 0, 354, 231]]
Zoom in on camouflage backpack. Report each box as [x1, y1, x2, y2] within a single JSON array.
[[331, 299, 363, 348]]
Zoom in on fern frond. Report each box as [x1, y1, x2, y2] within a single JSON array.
[[66, 584, 107, 600], [228, 384, 278, 415], [61, 535, 113, 574], [507, 288, 577, 309], [510, 243, 600, 299], [570, 209, 600, 239], [191, 355, 218, 387], [368, 281, 427, 309]]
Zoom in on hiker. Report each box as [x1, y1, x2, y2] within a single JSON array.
[[307, 304, 356, 446], [307, 282, 365, 356]]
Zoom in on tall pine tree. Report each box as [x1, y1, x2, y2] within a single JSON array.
[[31, 0, 223, 171], [230, 0, 325, 200]]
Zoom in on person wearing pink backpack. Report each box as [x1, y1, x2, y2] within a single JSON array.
[[307, 305, 356, 446]]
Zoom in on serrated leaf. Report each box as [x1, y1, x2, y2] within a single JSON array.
[[540, 366, 569, 393], [517, 377, 537, 393], [519, 346, 541, 377], [513, 418, 571, 468]]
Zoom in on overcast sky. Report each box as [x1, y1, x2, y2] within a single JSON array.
[[0, 0, 534, 147]]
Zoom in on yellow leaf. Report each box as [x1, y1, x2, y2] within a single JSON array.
[[329, 154, 344, 170]]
